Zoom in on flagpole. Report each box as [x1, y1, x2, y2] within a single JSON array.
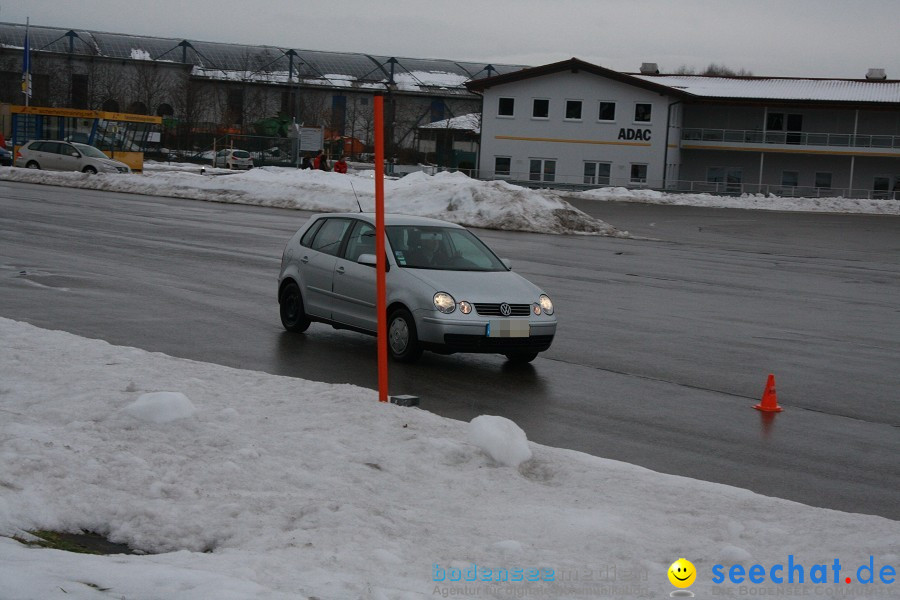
[[23, 17, 31, 107]]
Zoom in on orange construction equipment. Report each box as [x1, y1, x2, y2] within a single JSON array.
[[754, 374, 783, 412]]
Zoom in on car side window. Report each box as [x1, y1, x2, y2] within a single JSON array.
[[343, 221, 376, 262], [60, 143, 77, 156], [309, 218, 351, 256], [299, 219, 324, 248]]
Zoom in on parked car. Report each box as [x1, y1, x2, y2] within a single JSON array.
[[14, 140, 131, 173], [214, 148, 253, 170], [277, 213, 557, 363], [0, 146, 11, 166]]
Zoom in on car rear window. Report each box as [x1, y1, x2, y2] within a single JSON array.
[[232, 150, 251, 158]]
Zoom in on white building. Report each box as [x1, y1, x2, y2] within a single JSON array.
[[467, 58, 900, 198]]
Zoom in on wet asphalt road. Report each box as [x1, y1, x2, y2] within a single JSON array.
[[1, 180, 898, 519]]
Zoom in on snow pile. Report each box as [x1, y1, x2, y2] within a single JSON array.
[[575, 186, 900, 215], [468, 415, 533, 467], [1, 317, 898, 599], [122, 392, 197, 423], [0, 167, 618, 235]]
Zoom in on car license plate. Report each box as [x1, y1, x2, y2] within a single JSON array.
[[486, 320, 530, 338]]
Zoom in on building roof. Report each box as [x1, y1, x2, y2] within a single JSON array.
[[634, 74, 900, 104], [465, 58, 682, 98], [0, 21, 526, 96], [466, 57, 900, 107], [418, 113, 481, 133]]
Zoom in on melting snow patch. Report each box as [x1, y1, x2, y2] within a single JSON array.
[[468, 415, 532, 467], [123, 392, 196, 423]]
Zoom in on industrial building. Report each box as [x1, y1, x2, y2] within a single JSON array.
[[0, 21, 521, 162]]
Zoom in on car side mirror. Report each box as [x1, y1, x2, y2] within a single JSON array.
[[501, 258, 512, 269], [71, 152, 80, 157], [357, 253, 390, 272]]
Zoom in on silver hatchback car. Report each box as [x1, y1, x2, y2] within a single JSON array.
[[278, 213, 557, 363], [15, 140, 131, 173]]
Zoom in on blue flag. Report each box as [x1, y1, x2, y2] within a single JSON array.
[[22, 22, 32, 100]]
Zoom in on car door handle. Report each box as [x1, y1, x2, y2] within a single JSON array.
[[300, 256, 309, 264], [336, 266, 345, 274]]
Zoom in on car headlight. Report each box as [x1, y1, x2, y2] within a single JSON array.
[[433, 292, 456, 314], [539, 294, 554, 315], [459, 301, 472, 314]]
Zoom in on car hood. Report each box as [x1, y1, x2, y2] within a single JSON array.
[[94, 158, 129, 170], [402, 268, 545, 303]]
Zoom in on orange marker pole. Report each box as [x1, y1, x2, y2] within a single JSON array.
[[374, 94, 389, 402]]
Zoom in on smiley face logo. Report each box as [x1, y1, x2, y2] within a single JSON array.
[[668, 558, 697, 588]]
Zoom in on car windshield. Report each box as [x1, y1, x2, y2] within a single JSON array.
[[72, 144, 109, 159], [386, 225, 507, 271]]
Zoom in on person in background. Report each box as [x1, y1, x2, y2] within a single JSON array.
[[313, 150, 329, 171], [300, 154, 312, 169], [333, 156, 348, 174]]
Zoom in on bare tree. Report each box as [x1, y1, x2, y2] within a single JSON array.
[[671, 63, 753, 77], [125, 62, 174, 115]]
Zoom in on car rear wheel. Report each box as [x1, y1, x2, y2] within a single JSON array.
[[505, 352, 538, 364], [82, 166, 97, 174], [388, 308, 422, 363], [279, 282, 311, 332], [26, 161, 40, 169]]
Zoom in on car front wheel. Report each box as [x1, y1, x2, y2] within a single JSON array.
[[26, 161, 40, 169], [83, 166, 97, 174], [388, 308, 422, 363], [279, 282, 311, 332]]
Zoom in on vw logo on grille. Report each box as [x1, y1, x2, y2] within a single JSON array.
[[499, 302, 512, 316]]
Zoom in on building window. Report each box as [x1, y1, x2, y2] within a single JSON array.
[[782, 171, 799, 188], [598, 101, 616, 121], [565, 100, 582, 120], [71, 74, 88, 109], [584, 162, 611, 185], [634, 103, 652, 123], [873, 176, 891, 198], [498, 97, 515, 117], [494, 157, 511, 177], [532, 98, 549, 119], [529, 158, 556, 182], [815, 172, 832, 189], [631, 164, 648, 184], [707, 167, 743, 193], [767, 113, 785, 130]]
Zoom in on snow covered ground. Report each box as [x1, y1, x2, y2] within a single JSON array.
[[1, 318, 898, 599], [2, 165, 898, 598]]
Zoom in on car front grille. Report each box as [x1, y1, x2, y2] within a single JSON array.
[[473, 303, 531, 317]]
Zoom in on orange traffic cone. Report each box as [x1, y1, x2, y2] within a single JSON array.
[[754, 374, 783, 412]]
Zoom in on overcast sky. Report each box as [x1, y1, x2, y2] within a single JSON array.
[[4, 0, 900, 78]]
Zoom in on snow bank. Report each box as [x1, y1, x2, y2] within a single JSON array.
[[0, 166, 619, 235], [1, 317, 898, 599], [575, 186, 900, 215]]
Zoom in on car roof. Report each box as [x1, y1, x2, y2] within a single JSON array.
[[309, 212, 465, 228]]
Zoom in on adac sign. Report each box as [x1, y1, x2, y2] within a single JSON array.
[[618, 128, 652, 141]]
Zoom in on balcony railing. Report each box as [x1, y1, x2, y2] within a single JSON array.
[[682, 128, 900, 150]]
